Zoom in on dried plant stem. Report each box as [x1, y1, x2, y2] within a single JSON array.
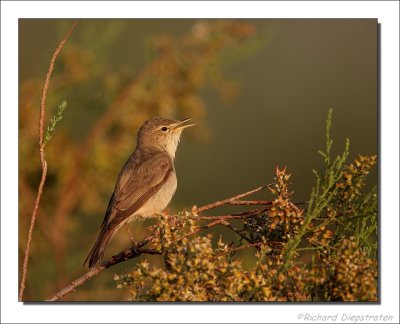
[[194, 208, 269, 221], [223, 222, 251, 243], [228, 200, 273, 206], [47, 235, 155, 301], [225, 242, 263, 254], [19, 163, 48, 302], [46, 246, 160, 302], [18, 21, 77, 302], [194, 184, 272, 213]]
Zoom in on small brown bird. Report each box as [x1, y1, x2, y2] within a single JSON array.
[[84, 117, 195, 267]]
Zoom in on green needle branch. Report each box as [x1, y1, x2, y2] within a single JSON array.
[[43, 100, 68, 146]]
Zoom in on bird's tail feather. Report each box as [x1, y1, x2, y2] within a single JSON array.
[[84, 226, 113, 268]]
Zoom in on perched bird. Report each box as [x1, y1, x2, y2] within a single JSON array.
[[84, 117, 195, 267]]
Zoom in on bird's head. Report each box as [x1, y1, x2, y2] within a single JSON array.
[[137, 117, 195, 158]]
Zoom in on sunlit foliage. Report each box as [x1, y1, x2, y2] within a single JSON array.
[[115, 110, 378, 301]]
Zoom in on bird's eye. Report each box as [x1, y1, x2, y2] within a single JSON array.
[[161, 126, 168, 132]]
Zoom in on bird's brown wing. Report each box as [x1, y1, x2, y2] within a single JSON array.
[[106, 151, 173, 229], [85, 151, 173, 267]]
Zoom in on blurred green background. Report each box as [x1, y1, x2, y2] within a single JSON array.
[[19, 19, 377, 301]]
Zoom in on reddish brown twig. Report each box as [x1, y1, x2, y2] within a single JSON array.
[[46, 245, 160, 302], [194, 184, 272, 213], [194, 208, 269, 220], [185, 208, 269, 238], [223, 222, 251, 243], [18, 21, 77, 302], [228, 200, 273, 206], [225, 242, 263, 254], [209, 242, 264, 262], [47, 235, 155, 301]]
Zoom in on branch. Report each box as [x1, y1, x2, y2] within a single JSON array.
[[193, 208, 269, 220], [224, 242, 263, 255], [47, 219, 233, 302], [46, 185, 274, 301], [19, 21, 77, 302], [227, 200, 273, 206], [46, 245, 160, 302], [194, 184, 272, 213], [223, 222, 252, 243]]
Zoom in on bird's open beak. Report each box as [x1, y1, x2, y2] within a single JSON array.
[[173, 118, 196, 132]]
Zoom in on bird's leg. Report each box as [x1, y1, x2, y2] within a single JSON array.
[[125, 223, 135, 245]]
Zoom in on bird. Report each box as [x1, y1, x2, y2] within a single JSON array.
[[84, 117, 195, 268]]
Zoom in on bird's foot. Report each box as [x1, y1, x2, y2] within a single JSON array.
[[125, 223, 135, 245]]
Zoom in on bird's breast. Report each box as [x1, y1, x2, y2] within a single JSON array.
[[135, 171, 177, 218]]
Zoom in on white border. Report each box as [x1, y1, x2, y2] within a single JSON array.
[[1, 1, 399, 323]]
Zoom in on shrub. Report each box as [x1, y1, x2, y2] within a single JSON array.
[[115, 109, 378, 302]]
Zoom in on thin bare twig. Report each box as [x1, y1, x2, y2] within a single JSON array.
[[223, 222, 251, 243], [193, 207, 269, 220], [46, 246, 160, 302], [183, 209, 269, 238], [225, 242, 263, 254], [209, 242, 264, 262], [194, 184, 272, 213], [19, 21, 77, 302], [228, 200, 273, 206]]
